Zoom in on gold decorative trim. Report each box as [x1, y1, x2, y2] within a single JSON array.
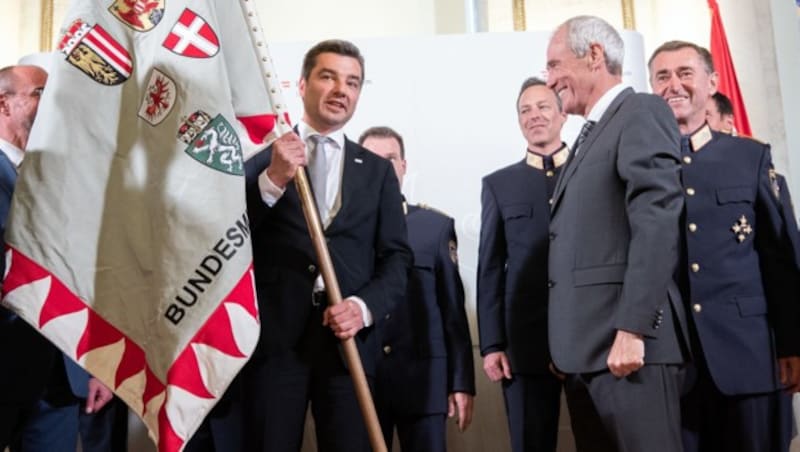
[[621, 0, 636, 30], [513, 0, 526, 31], [40, 0, 54, 51]]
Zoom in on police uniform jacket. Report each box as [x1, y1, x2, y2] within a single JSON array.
[[377, 202, 475, 414], [477, 145, 568, 375], [680, 124, 800, 395]]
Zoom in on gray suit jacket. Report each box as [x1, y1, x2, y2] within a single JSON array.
[[547, 88, 688, 374]]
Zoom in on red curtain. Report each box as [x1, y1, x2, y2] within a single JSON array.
[[708, 0, 752, 136]]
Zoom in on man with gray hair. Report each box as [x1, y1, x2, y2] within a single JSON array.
[[545, 16, 688, 451]]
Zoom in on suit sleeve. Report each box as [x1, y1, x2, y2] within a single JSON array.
[[244, 146, 274, 229], [436, 217, 475, 394], [614, 97, 684, 336], [753, 149, 800, 357], [352, 162, 412, 322], [476, 178, 507, 354]]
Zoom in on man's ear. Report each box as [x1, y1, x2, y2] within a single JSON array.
[[0, 94, 9, 115], [588, 43, 605, 71], [708, 71, 719, 96]]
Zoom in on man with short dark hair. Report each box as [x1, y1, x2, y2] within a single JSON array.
[[649, 39, 800, 452], [242, 39, 412, 452], [706, 92, 735, 135], [545, 16, 688, 452], [359, 125, 475, 452], [477, 77, 566, 452]]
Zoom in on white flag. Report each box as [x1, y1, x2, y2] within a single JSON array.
[[2, 0, 277, 449]]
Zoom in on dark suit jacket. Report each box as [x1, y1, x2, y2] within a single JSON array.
[[548, 88, 687, 374], [376, 203, 474, 414], [245, 137, 412, 375], [680, 126, 800, 395], [0, 149, 56, 406], [477, 158, 560, 375]]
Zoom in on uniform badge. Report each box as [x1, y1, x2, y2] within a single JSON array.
[[138, 69, 176, 126], [57, 19, 133, 86], [769, 168, 780, 200], [731, 215, 753, 243], [108, 0, 165, 32], [448, 240, 458, 265], [163, 9, 219, 58], [178, 111, 244, 175]]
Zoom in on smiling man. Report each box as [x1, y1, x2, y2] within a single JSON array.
[[649, 40, 800, 452], [477, 77, 566, 452], [242, 40, 412, 452], [544, 16, 687, 452]]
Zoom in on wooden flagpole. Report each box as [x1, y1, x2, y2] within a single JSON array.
[[237, 2, 388, 451]]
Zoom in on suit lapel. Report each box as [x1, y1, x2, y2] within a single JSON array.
[[551, 88, 632, 212]]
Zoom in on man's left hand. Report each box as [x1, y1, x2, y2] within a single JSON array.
[[323, 298, 365, 339], [607, 329, 645, 378], [85, 377, 113, 414], [448, 392, 474, 432], [779, 356, 800, 393]]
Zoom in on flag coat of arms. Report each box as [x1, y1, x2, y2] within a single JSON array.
[[2, 0, 279, 450]]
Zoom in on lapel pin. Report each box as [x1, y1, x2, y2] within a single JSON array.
[[354, 158, 363, 164]]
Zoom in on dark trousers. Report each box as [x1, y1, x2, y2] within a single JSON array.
[[502, 373, 562, 452], [377, 410, 446, 452], [79, 396, 129, 452], [0, 404, 34, 450], [10, 398, 79, 452], [681, 360, 793, 452], [242, 309, 371, 452], [564, 364, 684, 452]]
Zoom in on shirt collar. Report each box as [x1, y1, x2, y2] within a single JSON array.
[[586, 83, 628, 123], [0, 138, 24, 168], [298, 120, 345, 151]]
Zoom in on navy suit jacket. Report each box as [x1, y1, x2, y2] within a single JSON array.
[[245, 137, 412, 375], [477, 158, 560, 375], [376, 203, 474, 414], [680, 125, 800, 395]]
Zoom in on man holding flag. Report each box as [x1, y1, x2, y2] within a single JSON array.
[[243, 39, 412, 452]]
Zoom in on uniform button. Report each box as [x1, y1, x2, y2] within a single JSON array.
[[547, 280, 556, 288], [691, 263, 700, 273], [548, 198, 554, 205], [683, 156, 692, 164], [688, 223, 697, 232], [549, 232, 557, 241], [546, 170, 554, 177], [383, 345, 392, 355], [384, 313, 391, 320], [308, 264, 316, 273], [686, 187, 696, 196], [692, 304, 702, 313]]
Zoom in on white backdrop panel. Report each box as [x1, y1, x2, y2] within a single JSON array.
[[269, 31, 647, 334]]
